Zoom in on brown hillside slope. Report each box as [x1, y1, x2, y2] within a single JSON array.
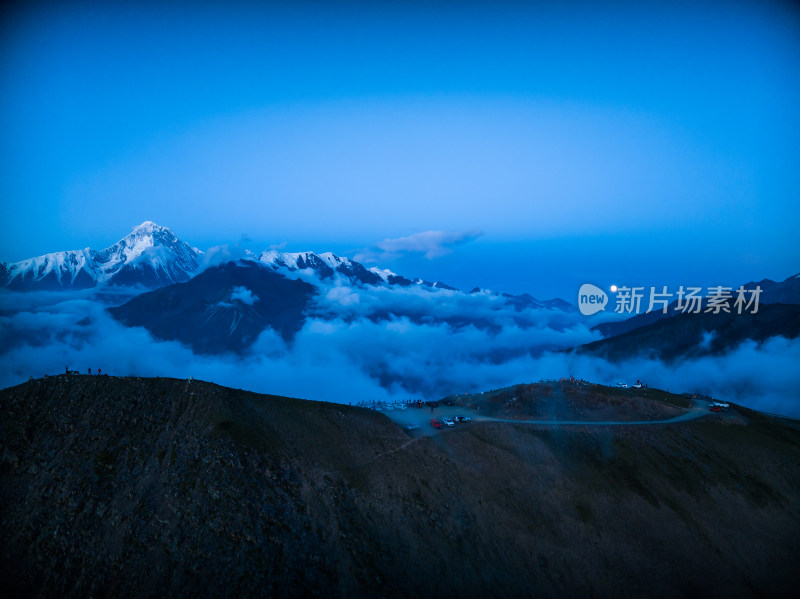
[[1, 375, 799, 598]]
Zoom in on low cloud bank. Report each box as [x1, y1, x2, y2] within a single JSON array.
[[1, 291, 798, 417], [230, 286, 258, 305]]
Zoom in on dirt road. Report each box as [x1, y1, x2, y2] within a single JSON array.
[[385, 399, 711, 434]]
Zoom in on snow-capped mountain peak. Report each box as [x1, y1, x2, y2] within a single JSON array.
[[369, 266, 397, 283], [132, 220, 161, 233], [258, 249, 386, 286], [1, 222, 202, 291], [317, 252, 349, 269], [2, 248, 96, 290], [256, 248, 467, 291], [258, 250, 327, 272], [95, 222, 189, 267]]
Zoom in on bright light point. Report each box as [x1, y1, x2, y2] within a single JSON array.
[[610, 285, 618, 292]]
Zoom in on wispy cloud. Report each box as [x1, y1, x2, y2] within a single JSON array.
[[354, 230, 482, 262], [198, 233, 259, 271]]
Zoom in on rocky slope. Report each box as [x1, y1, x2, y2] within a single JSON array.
[[1, 375, 799, 598]]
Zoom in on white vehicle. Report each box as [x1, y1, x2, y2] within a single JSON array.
[[395, 403, 408, 410], [632, 383, 642, 389], [442, 417, 455, 427], [615, 382, 628, 388]]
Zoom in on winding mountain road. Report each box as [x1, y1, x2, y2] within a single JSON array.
[[387, 399, 712, 435], [473, 399, 711, 426]]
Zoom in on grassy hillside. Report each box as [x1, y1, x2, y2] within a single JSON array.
[[1, 375, 799, 598]]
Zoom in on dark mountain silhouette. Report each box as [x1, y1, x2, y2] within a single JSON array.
[[109, 260, 315, 354], [577, 302, 800, 361], [594, 273, 800, 339], [1, 375, 798, 598], [741, 273, 800, 305]]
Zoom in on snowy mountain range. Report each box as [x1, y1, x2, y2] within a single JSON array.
[[0, 222, 202, 290], [257, 249, 458, 290], [254, 249, 575, 311], [3, 221, 581, 354], [0, 221, 572, 313]]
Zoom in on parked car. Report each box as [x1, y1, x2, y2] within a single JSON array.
[[442, 417, 455, 427], [615, 382, 628, 388], [430, 418, 444, 429], [454, 415, 471, 423], [405, 424, 420, 431]]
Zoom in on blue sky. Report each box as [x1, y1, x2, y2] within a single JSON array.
[[2, 0, 799, 298]]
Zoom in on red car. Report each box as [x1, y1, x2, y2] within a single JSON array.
[[430, 418, 444, 429]]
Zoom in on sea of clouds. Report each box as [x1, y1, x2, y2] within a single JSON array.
[[1, 286, 798, 417]]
